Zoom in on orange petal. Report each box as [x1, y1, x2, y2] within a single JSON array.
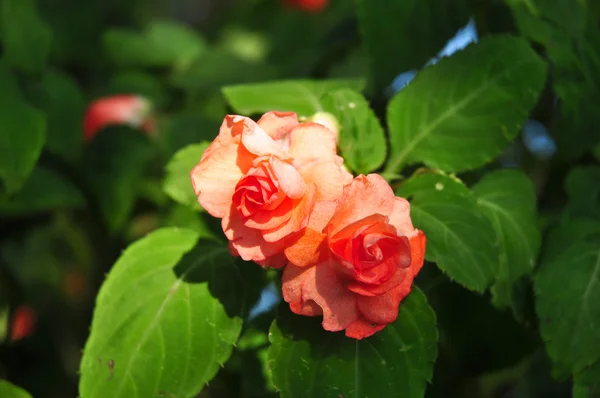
[[270, 157, 306, 199], [356, 275, 413, 324], [282, 260, 359, 332], [288, 122, 338, 165], [307, 200, 338, 231], [241, 120, 287, 158], [297, 158, 353, 201], [191, 143, 247, 218], [261, 183, 317, 242], [284, 227, 328, 267], [244, 197, 294, 230], [389, 197, 419, 238], [257, 111, 299, 141], [327, 174, 396, 236], [223, 207, 285, 262], [409, 230, 427, 276], [344, 317, 386, 340]]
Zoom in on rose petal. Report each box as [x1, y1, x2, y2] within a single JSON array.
[[281, 264, 323, 316], [255, 251, 287, 269], [297, 158, 353, 201], [356, 275, 413, 324], [262, 183, 317, 242], [283, 260, 359, 332], [327, 174, 397, 236], [257, 111, 299, 141], [223, 207, 285, 262], [389, 197, 419, 238], [244, 197, 294, 230], [409, 230, 427, 276], [270, 157, 306, 199], [284, 228, 328, 267], [344, 317, 386, 340], [241, 120, 287, 158], [288, 122, 338, 164], [191, 143, 248, 218]]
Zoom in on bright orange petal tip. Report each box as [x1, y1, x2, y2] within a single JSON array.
[[83, 94, 154, 143]]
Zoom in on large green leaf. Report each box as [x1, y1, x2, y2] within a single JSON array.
[[574, 361, 600, 398], [355, 0, 469, 92], [0, 165, 85, 215], [0, 61, 46, 194], [535, 221, 600, 373], [26, 70, 85, 162], [563, 166, 600, 221], [0, 380, 32, 398], [268, 288, 437, 398], [0, 0, 52, 74], [321, 89, 386, 174], [397, 171, 498, 292], [163, 142, 208, 210], [473, 170, 541, 308], [103, 20, 206, 69], [222, 79, 365, 117], [81, 127, 154, 234], [385, 36, 547, 173], [507, 0, 600, 160], [79, 228, 248, 398]]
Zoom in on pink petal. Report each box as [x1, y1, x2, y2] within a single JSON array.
[[262, 183, 317, 242], [327, 174, 396, 236], [297, 158, 353, 201], [191, 143, 248, 218], [356, 275, 413, 324], [257, 111, 299, 141], [222, 207, 285, 262], [345, 317, 386, 340], [288, 122, 338, 165], [270, 157, 306, 199], [241, 120, 287, 158], [389, 197, 419, 238], [282, 260, 359, 332]]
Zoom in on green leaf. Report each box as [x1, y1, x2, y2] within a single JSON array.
[[473, 170, 541, 308], [108, 71, 168, 108], [355, 0, 469, 92], [268, 288, 437, 398], [321, 89, 386, 174], [103, 20, 206, 68], [222, 79, 365, 117], [163, 142, 208, 210], [0, 60, 46, 194], [0, 0, 52, 74], [385, 36, 547, 174], [79, 228, 244, 398], [0, 380, 32, 398], [81, 127, 154, 234], [397, 171, 497, 292], [26, 70, 85, 162], [0, 165, 85, 215], [574, 362, 600, 398], [535, 221, 600, 373], [159, 112, 221, 157], [170, 48, 280, 94], [564, 166, 600, 221]]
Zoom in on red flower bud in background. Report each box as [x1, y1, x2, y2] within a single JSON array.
[[284, 0, 328, 12], [10, 305, 36, 342], [83, 95, 154, 142]]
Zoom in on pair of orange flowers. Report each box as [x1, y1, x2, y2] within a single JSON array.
[[191, 112, 426, 339]]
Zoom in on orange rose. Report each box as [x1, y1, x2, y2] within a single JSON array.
[[191, 111, 351, 266], [282, 174, 426, 339]]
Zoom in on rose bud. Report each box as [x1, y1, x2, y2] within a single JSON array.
[[83, 95, 153, 142], [10, 305, 37, 342], [282, 174, 426, 339]]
